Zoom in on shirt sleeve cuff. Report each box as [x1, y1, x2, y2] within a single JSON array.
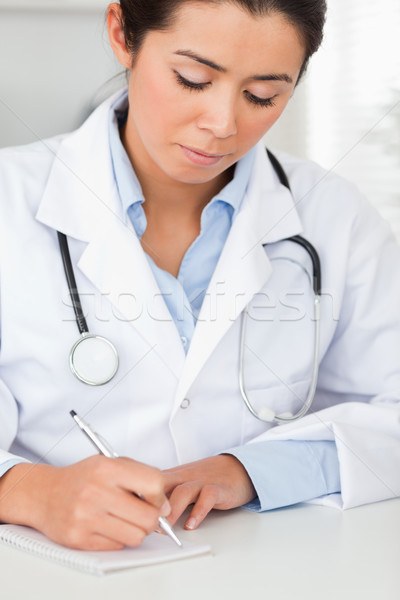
[[226, 440, 341, 512]]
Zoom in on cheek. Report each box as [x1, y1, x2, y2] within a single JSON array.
[[130, 71, 176, 135], [237, 113, 275, 149], [237, 102, 290, 149], [134, 81, 199, 150]]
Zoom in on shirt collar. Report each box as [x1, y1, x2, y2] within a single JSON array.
[[109, 90, 144, 216], [108, 90, 256, 216], [211, 145, 255, 215]]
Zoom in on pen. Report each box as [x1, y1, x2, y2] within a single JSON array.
[[70, 410, 182, 547]]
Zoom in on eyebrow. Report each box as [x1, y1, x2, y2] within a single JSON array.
[[174, 49, 226, 72], [174, 49, 293, 84]]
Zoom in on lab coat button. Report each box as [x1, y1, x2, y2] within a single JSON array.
[[180, 398, 191, 409]]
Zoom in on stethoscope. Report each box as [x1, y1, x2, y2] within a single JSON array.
[[57, 232, 119, 386], [239, 150, 322, 423], [58, 150, 321, 422]]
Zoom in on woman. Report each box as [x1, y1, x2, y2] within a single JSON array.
[[0, 0, 399, 551]]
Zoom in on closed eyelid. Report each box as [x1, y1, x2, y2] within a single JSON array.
[[246, 79, 288, 96], [174, 71, 210, 91], [173, 67, 210, 84], [246, 89, 278, 103], [174, 69, 279, 107], [248, 90, 277, 99], [245, 91, 278, 107]]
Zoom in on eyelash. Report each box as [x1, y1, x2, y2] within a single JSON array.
[[244, 91, 277, 109], [174, 71, 277, 108], [175, 71, 210, 91]]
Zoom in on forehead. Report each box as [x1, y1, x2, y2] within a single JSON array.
[[140, 2, 305, 78]]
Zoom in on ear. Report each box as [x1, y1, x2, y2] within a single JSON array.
[[107, 3, 132, 68]]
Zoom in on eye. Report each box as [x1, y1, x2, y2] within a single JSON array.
[[174, 71, 211, 92], [244, 91, 277, 108]]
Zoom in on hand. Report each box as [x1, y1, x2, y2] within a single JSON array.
[[163, 454, 256, 531], [0, 457, 170, 550]]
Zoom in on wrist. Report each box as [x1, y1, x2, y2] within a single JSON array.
[[219, 453, 257, 504], [0, 463, 56, 528]]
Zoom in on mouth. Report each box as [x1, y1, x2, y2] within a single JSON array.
[[179, 145, 229, 166]]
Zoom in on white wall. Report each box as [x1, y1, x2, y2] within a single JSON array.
[[0, 2, 122, 148]]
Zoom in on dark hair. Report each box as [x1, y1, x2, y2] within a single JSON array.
[[118, 0, 327, 80]]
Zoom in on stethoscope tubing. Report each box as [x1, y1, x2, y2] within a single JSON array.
[[57, 231, 89, 335], [239, 237, 321, 424], [238, 150, 322, 424]]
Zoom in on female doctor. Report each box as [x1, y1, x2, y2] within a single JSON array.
[[0, 0, 400, 551]]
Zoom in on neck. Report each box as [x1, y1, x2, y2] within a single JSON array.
[[120, 120, 235, 276]]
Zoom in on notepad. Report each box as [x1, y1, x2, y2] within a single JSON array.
[[0, 524, 211, 575]]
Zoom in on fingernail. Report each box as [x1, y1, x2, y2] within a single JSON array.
[[185, 517, 197, 530], [160, 500, 171, 517]]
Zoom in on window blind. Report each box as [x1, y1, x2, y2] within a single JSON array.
[[305, 0, 400, 239]]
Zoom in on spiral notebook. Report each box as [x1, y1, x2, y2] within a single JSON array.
[[0, 524, 211, 576]]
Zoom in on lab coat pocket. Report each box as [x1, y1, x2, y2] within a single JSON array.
[[241, 378, 312, 443]]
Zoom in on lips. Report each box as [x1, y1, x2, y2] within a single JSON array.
[[179, 144, 229, 166], [186, 146, 226, 158]]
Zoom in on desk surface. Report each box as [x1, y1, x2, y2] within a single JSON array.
[[1, 499, 400, 600]]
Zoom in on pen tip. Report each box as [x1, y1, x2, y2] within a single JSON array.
[[70, 410, 77, 418]]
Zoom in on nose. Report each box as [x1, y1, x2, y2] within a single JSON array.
[[196, 92, 238, 139]]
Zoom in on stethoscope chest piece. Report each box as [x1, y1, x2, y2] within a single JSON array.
[[70, 333, 119, 386]]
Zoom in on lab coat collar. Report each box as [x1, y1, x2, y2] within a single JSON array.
[[36, 90, 125, 241], [248, 143, 304, 244]]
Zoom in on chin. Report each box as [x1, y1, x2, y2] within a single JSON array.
[[170, 164, 228, 186]]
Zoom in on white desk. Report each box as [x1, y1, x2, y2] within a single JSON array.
[[1, 499, 399, 600]]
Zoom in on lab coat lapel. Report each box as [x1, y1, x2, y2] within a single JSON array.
[[173, 145, 304, 405], [35, 94, 186, 378], [76, 227, 186, 379]]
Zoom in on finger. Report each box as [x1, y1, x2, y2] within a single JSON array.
[[167, 481, 202, 526], [184, 485, 220, 531], [162, 466, 191, 495], [112, 458, 170, 512], [95, 513, 149, 548], [107, 487, 163, 535], [59, 505, 145, 551], [75, 532, 125, 552], [67, 514, 149, 551]]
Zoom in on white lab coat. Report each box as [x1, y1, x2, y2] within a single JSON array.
[[0, 92, 400, 510]]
